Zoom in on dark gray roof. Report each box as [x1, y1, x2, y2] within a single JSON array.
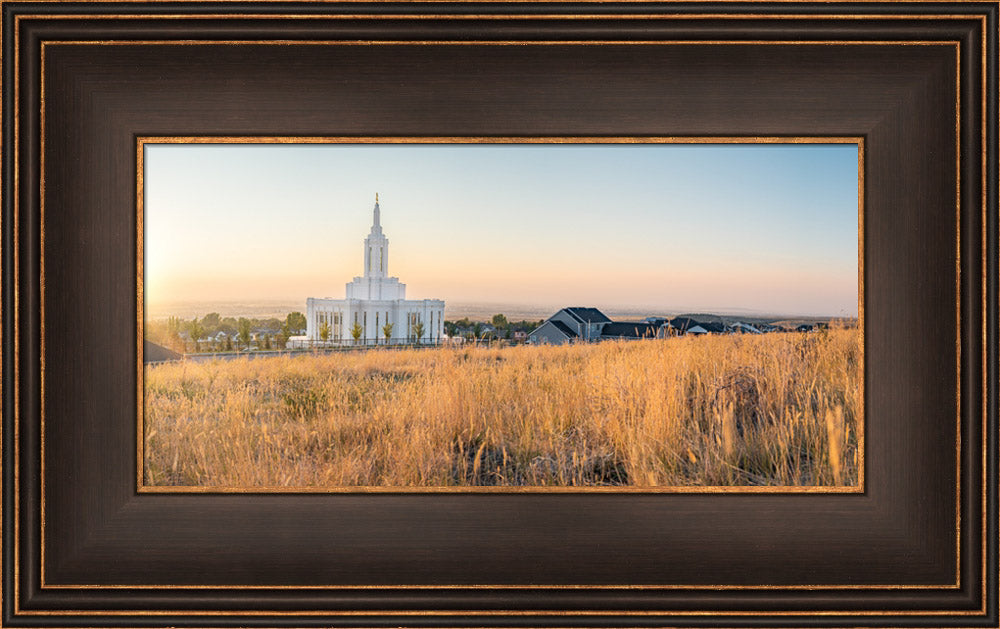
[[667, 317, 726, 334], [144, 340, 182, 363], [668, 316, 701, 331], [563, 307, 612, 324], [549, 320, 578, 337], [700, 321, 728, 333], [601, 322, 660, 338]]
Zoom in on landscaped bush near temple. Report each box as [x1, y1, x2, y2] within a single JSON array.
[[143, 327, 860, 488]]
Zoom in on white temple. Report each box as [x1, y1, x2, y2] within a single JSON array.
[[301, 195, 445, 346]]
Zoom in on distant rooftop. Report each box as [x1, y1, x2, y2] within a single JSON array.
[[600, 322, 660, 338], [144, 340, 182, 363], [563, 307, 612, 324]]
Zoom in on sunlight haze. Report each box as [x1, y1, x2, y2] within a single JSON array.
[[144, 142, 859, 318]]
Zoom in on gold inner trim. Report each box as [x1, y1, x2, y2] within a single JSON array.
[[136, 144, 145, 494], [35, 40, 964, 597], [12, 608, 993, 617], [47, 39, 959, 46], [10, 8, 21, 618], [982, 14, 991, 616], [14, 12, 994, 19], [37, 35, 46, 596], [954, 35, 961, 591], [135, 134, 866, 496]]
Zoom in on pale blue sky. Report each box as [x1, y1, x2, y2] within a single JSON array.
[[144, 143, 859, 317]]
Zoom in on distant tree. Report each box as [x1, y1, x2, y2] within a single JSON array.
[[189, 317, 204, 353], [286, 312, 307, 333], [413, 321, 425, 343], [319, 321, 331, 343], [504, 328, 512, 340], [350, 322, 363, 345], [382, 322, 394, 345], [166, 316, 183, 352], [225, 336, 233, 352], [491, 314, 509, 330], [262, 317, 282, 332], [473, 322, 483, 338], [443, 321, 458, 337], [263, 334, 271, 350], [201, 312, 221, 332], [275, 332, 287, 350], [237, 318, 252, 350]]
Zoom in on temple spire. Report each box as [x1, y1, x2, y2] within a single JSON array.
[[373, 193, 381, 229]]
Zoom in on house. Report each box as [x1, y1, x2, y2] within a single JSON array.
[[144, 340, 182, 363], [664, 317, 704, 335], [600, 322, 661, 340], [730, 322, 762, 334], [529, 307, 781, 345], [528, 307, 612, 345], [659, 317, 731, 336], [528, 319, 579, 345], [696, 320, 728, 334], [553, 307, 612, 340]]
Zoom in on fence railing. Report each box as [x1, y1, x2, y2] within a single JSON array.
[[286, 337, 445, 350], [286, 337, 528, 350], [155, 337, 530, 363]]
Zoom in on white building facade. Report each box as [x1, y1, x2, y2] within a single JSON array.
[[302, 196, 445, 346]]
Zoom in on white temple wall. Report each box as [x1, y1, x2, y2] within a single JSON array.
[[307, 299, 442, 345]]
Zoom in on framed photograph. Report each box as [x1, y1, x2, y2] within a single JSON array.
[[2, 1, 996, 626], [139, 137, 863, 493]]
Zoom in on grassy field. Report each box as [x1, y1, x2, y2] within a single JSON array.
[[143, 328, 861, 488]]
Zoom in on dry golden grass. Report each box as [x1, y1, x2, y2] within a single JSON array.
[[144, 328, 860, 488]]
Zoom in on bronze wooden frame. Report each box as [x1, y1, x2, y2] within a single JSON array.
[[2, 2, 997, 626]]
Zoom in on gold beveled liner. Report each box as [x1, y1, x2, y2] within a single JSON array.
[[3, 8, 982, 614], [135, 135, 865, 496]]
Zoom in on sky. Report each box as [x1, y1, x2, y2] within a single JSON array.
[[144, 142, 859, 318]]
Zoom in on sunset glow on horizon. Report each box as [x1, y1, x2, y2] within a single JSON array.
[[144, 142, 859, 318]]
